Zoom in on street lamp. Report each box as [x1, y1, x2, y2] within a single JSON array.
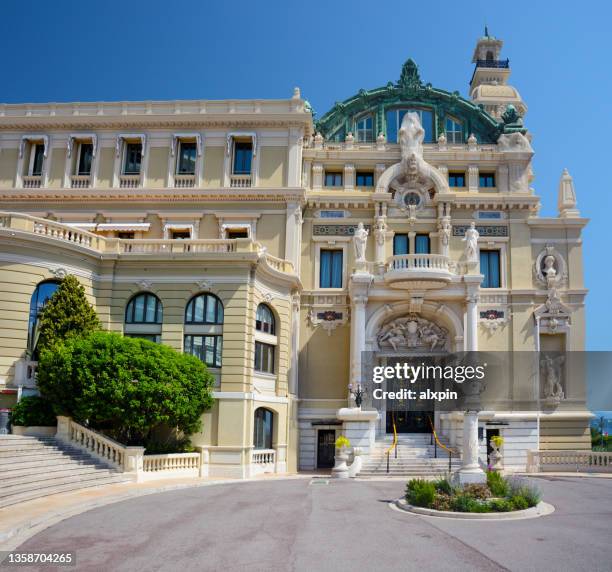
[[348, 383, 365, 408]]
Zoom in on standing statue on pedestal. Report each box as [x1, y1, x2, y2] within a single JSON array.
[[462, 222, 480, 263], [353, 222, 369, 263]]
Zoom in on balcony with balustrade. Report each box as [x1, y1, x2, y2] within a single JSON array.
[[383, 253, 453, 290]]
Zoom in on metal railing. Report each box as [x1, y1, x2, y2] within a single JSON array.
[[475, 59, 510, 68], [428, 416, 458, 472], [386, 413, 398, 473]]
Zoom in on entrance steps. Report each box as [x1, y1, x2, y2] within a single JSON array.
[[0, 435, 130, 508], [359, 433, 462, 477]]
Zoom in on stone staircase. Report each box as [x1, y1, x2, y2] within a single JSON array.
[[0, 435, 130, 508], [358, 433, 462, 477]]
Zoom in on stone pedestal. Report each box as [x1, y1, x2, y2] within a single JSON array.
[[454, 411, 485, 484], [336, 407, 379, 458]]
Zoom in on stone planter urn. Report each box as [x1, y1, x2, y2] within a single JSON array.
[[489, 438, 504, 471], [332, 447, 350, 479]]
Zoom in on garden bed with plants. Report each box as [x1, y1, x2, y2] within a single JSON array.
[[399, 471, 551, 518]]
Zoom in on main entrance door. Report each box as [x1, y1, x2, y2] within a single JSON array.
[[386, 410, 432, 433], [317, 430, 336, 468]]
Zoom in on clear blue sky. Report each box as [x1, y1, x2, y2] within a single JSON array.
[[1, 0, 610, 349]]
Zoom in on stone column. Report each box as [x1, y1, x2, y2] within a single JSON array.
[[285, 201, 302, 274], [288, 292, 300, 395], [456, 410, 485, 484], [350, 294, 368, 387], [465, 292, 479, 352], [374, 215, 387, 265]]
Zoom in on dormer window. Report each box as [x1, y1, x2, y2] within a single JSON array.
[[386, 108, 434, 143], [445, 117, 464, 144], [355, 115, 373, 142]]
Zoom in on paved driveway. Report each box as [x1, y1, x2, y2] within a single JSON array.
[[6, 476, 612, 572]]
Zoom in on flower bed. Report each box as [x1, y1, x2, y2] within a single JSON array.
[[405, 471, 541, 513]]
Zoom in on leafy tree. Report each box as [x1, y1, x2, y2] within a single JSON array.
[[10, 395, 56, 427], [36, 275, 101, 353], [37, 331, 215, 445]]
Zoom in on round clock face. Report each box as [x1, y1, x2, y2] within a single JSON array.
[[403, 192, 421, 206]]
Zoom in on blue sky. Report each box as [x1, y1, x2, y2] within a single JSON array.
[[1, 0, 610, 349]]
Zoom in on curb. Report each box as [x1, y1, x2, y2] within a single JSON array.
[[393, 498, 555, 520], [0, 475, 308, 551]]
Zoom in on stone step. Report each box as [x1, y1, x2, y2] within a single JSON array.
[[0, 451, 101, 465], [0, 471, 127, 500], [0, 465, 120, 488], [0, 456, 111, 475], [0, 475, 130, 509]]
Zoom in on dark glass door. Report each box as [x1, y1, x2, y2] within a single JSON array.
[[317, 430, 336, 468], [387, 410, 432, 433]]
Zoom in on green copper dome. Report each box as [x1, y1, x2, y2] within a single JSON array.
[[315, 58, 518, 144]]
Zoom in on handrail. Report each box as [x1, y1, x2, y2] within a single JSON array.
[[428, 416, 458, 471], [386, 413, 398, 473]]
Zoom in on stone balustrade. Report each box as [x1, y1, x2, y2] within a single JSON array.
[[383, 253, 453, 289], [387, 253, 450, 272], [70, 175, 91, 189], [251, 449, 276, 475], [22, 175, 42, 188], [143, 453, 201, 473], [174, 174, 196, 188], [527, 450, 612, 473], [0, 212, 295, 274], [119, 174, 140, 188], [229, 174, 252, 188]]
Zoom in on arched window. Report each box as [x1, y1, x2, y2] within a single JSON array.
[[125, 293, 162, 324], [385, 108, 434, 144], [28, 280, 60, 354], [185, 293, 223, 324], [445, 116, 464, 144], [254, 408, 274, 450], [184, 293, 224, 368], [256, 304, 275, 335]]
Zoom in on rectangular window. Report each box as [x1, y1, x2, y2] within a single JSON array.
[[177, 141, 197, 174], [184, 335, 223, 368], [324, 172, 343, 187], [254, 341, 275, 374], [117, 231, 135, 240], [125, 333, 160, 343], [233, 141, 252, 175], [356, 171, 374, 187], [319, 249, 343, 288], [448, 172, 466, 188], [226, 228, 249, 239], [77, 143, 93, 176], [480, 250, 501, 288], [415, 234, 430, 254], [393, 234, 409, 255], [355, 116, 373, 142], [123, 143, 142, 175], [30, 144, 45, 176], [479, 172, 496, 188], [445, 117, 464, 144], [170, 229, 191, 240], [386, 108, 434, 144]]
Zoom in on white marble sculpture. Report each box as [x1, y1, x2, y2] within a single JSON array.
[[462, 222, 480, 263], [542, 355, 565, 401], [353, 222, 369, 262]]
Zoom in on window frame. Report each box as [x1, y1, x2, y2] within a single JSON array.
[[393, 233, 409, 255], [254, 340, 275, 374], [324, 171, 343, 187], [479, 172, 496, 188], [176, 140, 197, 175], [185, 293, 224, 325], [355, 171, 374, 187], [448, 171, 466, 188], [29, 143, 45, 176], [123, 142, 143, 175], [253, 408, 274, 450], [386, 107, 434, 144], [319, 249, 344, 289], [232, 140, 253, 175], [355, 114, 374, 143], [28, 280, 60, 354], [480, 249, 502, 288], [184, 334, 223, 368], [256, 304, 276, 335], [76, 142, 94, 176], [445, 116, 464, 144], [125, 292, 163, 325]]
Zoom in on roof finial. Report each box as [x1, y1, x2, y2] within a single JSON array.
[[484, 24, 489, 38]]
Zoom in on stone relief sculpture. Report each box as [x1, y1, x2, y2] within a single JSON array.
[[353, 222, 369, 262], [462, 222, 480, 263], [542, 255, 557, 286], [541, 355, 565, 402], [399, 111, 424, 164], [377, 315, 448, 352], [497, 132, 533, 153]]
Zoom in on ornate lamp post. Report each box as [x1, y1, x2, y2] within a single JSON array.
[[348, 383, 365, 408]]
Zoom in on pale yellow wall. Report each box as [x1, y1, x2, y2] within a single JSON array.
[[257, 214, 285, 258], [146, 148, 168, 188], [0, 149, 17, 187], [258, 147, 286, 187], [48, 148, 66, 188], [203, 146, 224, 187], [96, 147, 114, 188]]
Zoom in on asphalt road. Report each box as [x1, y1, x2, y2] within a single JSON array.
[[5, 476, 612, 572]]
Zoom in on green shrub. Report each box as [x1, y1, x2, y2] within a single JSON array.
[[451, 494, 483, 513], [462, 483, 491, 500], [486, 470, 510, 497], [488, 498, 514, 512], [507, 477, 541, 507], [510, 495, 529, 511], [432, 493, 452, 511], [433, 476, 453, 495], [405, 479, 436, 508], [10, 396, 56, 427], [37, 331, 215, 445]]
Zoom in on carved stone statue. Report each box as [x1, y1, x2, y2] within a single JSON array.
[[399, 112, 424, 168], [543, 255, 557, 286], [439, 217, 451, 246], [462, 222, 480, 263], [542, 355, 565, 401], [377, 315, 448, 352], [353, 222, 369, 262]]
